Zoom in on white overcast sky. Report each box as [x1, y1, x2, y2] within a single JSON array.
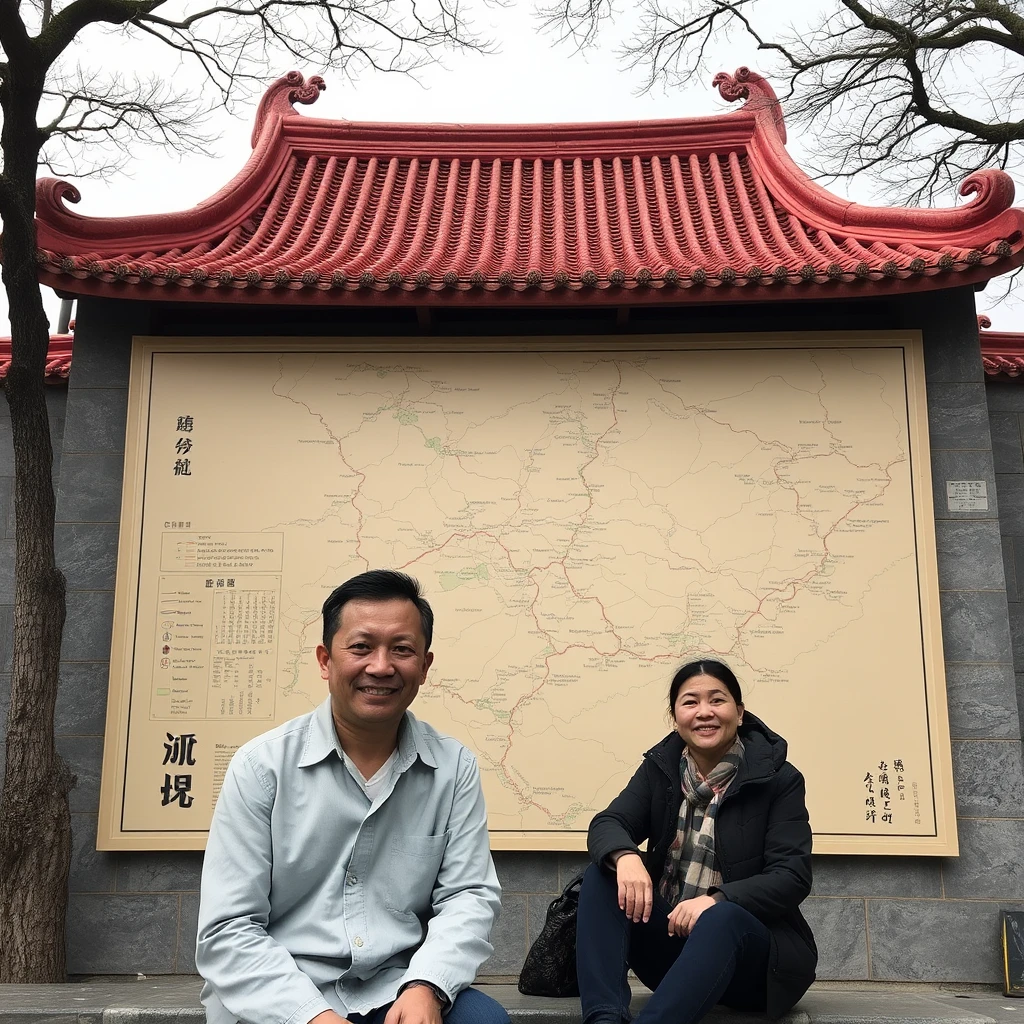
[[8, 0, 1024, 334]]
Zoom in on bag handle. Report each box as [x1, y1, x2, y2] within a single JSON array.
[[548, 871, 584, 911]]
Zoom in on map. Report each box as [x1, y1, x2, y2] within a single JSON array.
[[98, 336, 957, 854]]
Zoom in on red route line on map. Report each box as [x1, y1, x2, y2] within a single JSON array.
[[734, 452, 903, 629], [272, 367, 373, 573], [395, 366, 629, 813]]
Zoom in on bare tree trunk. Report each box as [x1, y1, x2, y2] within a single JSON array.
[[0, 59, 74, 983]]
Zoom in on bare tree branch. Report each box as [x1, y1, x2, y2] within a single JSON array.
[[27, 72, 212, 178], [0, 0, 35, 60], [543, 0, 1024, 204], [36, 0, 166, 66]]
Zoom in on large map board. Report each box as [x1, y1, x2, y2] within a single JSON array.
[[98, 334, 957, 854]]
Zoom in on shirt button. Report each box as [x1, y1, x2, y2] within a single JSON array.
[[347, 875, 357, 885], [353, 937, 364, 948]]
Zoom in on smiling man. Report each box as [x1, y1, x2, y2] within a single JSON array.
[[196, 570, 507, 1024]]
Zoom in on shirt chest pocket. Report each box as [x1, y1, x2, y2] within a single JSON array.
[[383, 832, 450, 913]]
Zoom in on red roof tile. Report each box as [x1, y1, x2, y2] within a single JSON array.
[[979, 315, 1024, 379], [29, 68, 1024, 307], [0, 333, 73, 384]]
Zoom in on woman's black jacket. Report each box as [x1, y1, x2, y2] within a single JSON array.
[[587, 713, 817, 1018]]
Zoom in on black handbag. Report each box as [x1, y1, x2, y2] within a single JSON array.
[[517, 872, 584, 996]]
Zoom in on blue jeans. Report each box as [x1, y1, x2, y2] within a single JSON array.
[[349, 988, 510, 1024], [576, 863, 770, 1024]]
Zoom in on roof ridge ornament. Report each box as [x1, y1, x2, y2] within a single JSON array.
[[959, 170, 1016, 216], [831, 166, 1017, 235], [36, 178, 82, 219], [979, 314, 993, 330], [712, 66, 786, 144], [251, 71, 327, 148]]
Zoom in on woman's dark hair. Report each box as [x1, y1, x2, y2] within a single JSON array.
[[668, 659, 743, 712], [322, 569, 434, 650]]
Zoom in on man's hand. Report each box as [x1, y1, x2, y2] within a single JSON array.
[[666, 894, 718, 937], [308, 1012, 351, 1024], [614, 852, 653, 923], [383, 983, 445, 1024]]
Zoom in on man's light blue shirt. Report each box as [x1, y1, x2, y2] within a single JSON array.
[[196, 699, 501, 1024]]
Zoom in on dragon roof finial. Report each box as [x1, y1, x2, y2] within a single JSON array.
[[251, 72, 327, 148], [712, 66, 786, 143]]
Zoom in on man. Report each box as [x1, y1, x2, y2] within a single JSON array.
[[197, 569, 507, 1024]]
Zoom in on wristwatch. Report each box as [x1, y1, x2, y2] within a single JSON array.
[[400, 980, 450, 1010]]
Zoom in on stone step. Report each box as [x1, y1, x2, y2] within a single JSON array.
[[0, 981, 1019, 1024]]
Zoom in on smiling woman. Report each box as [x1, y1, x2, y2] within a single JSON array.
[[669, 663, 745, 779], [577, 659, 816, 1024]]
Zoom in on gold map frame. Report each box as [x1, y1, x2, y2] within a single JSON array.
[[98, 332, 958, 855]]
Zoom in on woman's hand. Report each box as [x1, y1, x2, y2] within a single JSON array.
[[614, 852, 653, 923], [666, 894, 718, 937]]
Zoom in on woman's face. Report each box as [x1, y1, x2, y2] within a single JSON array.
[[673, 674, 743, 767]]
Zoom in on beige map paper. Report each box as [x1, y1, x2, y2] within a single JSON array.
[[98, 334, 957, 854]]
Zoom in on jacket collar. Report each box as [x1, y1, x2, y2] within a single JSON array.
[[297, 698, 438, 770]]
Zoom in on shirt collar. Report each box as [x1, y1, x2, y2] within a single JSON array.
[[397, 711, 439, 771], [297, 698, 343, 768], [297, 698, 438, 771]]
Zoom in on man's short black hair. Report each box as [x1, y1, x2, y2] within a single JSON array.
[[322, 569, 434, 651]]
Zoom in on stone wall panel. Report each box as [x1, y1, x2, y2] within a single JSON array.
[[934, 520, 1004, 591], [990, 412, 1024, 472], [66, 894, 179, 974], [868, 898, 1019, 982], [944, 663, 1021, 739], [939, 590, 1013, 663], [940, 817, 1024, 898], [927, 384, 992, 450], [800, 898, 868, 980]]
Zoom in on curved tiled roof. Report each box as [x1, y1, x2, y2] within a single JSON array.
[[0, 333, 73, 384], [979, 315, 1024, 379], [30, 68, 1024, 307]]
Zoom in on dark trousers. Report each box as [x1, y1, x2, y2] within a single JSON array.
[[576, 863, 770, 1024]]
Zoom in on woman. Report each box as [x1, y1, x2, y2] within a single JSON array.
[[577, 659, 816, 1024]]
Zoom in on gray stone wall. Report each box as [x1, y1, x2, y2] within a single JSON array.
[[48, 300, 208, 975], [987, 379, 1024, 736], [3, 288, 1024, 982], [791, 288, 1024, 985]]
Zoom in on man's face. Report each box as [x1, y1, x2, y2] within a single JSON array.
[[316, 597, 433, 734]]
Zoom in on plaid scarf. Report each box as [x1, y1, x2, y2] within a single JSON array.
[[658, 736, 745, 907]]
